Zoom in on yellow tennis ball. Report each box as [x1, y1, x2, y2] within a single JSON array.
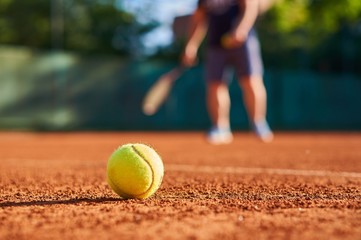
[[107, 143, 164, 199], [221, 34, 232, 48]]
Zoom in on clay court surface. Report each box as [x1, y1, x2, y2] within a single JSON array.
[[0, 131, 360, 239]]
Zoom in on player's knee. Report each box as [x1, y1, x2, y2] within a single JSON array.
[[239, 75, 263, 90]]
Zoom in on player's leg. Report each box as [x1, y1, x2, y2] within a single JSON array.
[[205, 48, 233, 144], [233, 29, 273, 142], [239, 74, 266, 122], [239, 75, 273, 142], [207, 81, 231, 129]]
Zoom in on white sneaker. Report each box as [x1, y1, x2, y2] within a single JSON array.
[[252, 120, 274, 143], [207, 127, 233, 145]]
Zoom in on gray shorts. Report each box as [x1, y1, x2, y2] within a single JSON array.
[[205, 30, 264, 83]]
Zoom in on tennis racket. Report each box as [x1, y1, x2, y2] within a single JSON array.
[[142, 66, 185, 116]]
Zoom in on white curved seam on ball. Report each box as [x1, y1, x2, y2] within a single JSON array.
[[131, 145, 155, 197]]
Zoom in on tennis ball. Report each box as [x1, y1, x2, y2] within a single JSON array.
[[221, 34, 232, 49], [107, 143, 164, 199]]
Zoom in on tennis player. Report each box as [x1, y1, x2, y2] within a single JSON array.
[[182, 0, 274, 144]]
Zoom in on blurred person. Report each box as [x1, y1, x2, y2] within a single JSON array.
[[182, 0, 276, 144]]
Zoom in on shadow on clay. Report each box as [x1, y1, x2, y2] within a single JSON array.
[[0, 197, 125, 208]]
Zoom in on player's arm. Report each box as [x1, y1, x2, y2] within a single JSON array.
[[235, 0, 259, 41], [258, 0, 280, 14], [222, 0, 259, 48], [182, 6, 208, 67]]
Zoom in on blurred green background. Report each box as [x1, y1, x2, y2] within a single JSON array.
[[0, 0, 360, 131]]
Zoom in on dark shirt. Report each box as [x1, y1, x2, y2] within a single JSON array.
[[198, 0, 244, 47]]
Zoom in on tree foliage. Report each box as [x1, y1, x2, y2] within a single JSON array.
[[0, 0, 360, 71], [257, 0, 361, 71], [0, 0, 158, 55], [0, 0, 51, 47]]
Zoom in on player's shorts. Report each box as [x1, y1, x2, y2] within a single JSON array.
[[205, 29, 264, 83]]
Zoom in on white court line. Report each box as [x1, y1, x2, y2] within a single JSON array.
[[166, 164, 361, 178], [3, 159, 361, 178]]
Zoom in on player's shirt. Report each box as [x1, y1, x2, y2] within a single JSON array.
[[198, 0, 244, 47]]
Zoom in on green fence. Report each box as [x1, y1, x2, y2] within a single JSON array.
[[0, 46, 360, 131]]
